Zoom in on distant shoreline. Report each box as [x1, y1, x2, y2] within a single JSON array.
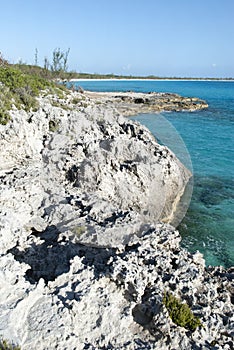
[[69, 78, 234, 82]]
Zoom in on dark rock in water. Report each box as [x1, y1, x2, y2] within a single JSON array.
[[198, 176, 232, 206], [134, 97, 145, 104], [85, 90, 208, 116]]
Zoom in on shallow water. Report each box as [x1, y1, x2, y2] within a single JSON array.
[[133, 108, 234, 267], [71, 80, 234, 267]]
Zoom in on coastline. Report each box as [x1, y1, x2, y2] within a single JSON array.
[[69, 78, 234, 82], [0, 89, 233, 349]]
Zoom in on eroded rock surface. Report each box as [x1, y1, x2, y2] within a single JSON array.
[[0, 91, 190, 253], [0, 91, 233, 350], [1, 226, 233, 349]]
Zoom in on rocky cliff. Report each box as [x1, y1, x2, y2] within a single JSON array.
[[0, 90, 233, 350]]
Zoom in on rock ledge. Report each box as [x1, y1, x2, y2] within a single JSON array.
[[84, 90, 208, 116]]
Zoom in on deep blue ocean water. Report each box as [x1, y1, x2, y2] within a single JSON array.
[[71, 80, 234, 267]]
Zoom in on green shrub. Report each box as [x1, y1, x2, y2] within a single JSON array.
[[0, 65, 67, 124], [13, 87, 39, 111], [71, 97, 80, 105], [0, 109, 11, 125], [49, 120, 60, 132], [0, 85, 12, 124], [163, 292, 202, 331], [0, 66, 52, 95]]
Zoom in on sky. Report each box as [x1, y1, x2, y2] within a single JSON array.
[[0, 0, 234, 77]]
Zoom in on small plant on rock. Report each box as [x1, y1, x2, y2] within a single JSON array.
[[72, 226, 86, 237], [71, 97, 81, 105], [49, 120, 60, 132], [163, 292, 203, 331], [0, 109, 11, 125]]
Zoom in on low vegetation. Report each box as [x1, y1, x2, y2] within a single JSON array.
[[163, 292, 203, 331], [1, 47, 231, 125], [72, 226, 86, 237], [0, 51, 68, 125], [49, 119, 60, 132]]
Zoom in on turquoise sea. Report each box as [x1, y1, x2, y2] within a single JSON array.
[[70, 80, 234, 268]]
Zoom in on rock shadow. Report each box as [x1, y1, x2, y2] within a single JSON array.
[[8, 225, 114, 284]]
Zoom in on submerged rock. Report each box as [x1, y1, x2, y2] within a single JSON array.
[[0, 90, 232, 350]]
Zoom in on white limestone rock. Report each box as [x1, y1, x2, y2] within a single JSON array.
[[0, 92, 191, 251], [1, 225, 233, 349], [0, 91, 232, 350]]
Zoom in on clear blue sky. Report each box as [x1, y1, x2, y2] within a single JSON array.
[[1, 0, 234, 77]]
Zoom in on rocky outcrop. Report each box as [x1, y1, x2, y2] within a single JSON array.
[[1, 225, 233, 349], [84, 91, 209, 116], [0, 91, 191, 253], [0, 91, 233, 350]]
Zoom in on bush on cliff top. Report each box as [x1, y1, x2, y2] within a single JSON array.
[[0, 66, 52, 94], [163, 292, 202, 331], [0, 65, 67, 125]]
